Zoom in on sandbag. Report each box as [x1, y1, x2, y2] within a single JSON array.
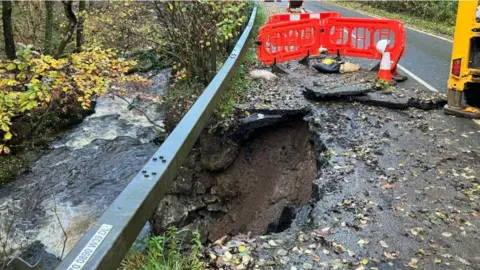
[[340, 62, 360, 73]]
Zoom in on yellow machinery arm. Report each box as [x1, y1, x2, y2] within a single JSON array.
[[445, 0, 480, 118]]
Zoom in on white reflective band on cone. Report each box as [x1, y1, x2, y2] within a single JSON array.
[[310, 14, 320, 19], [380, 52, 391, 70]]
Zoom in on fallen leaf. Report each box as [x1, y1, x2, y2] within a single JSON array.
[[277, 248, 288, 256], [442, 232, 452, 238], [323, 249, 330, 255], [238, 246, 246, 253], [435, 211, 449, 223], [314, 255, 320, 262], [382, 183, 394, 189], [410, 227, 424, 236], [224, 251, 233, 260], [384, 252, 400, 259], [434, 257, 441, 264], [379, 240, 388, 248], [303, 263, 313, 269], [416, 249, 425, 256], [407, 258, 418, 268], [362, 259, 369, 265], [455, 256, 471, 265], [358, 239, 370, 248], [268, 240, 277, 246]]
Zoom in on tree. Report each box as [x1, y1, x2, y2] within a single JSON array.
[[2, 0, 16, 60], [44, 1, 54, 55], [56, 1, 77, 58], [76, 0, 87, 52]]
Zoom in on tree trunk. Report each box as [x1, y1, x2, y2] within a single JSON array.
[[2, 0, 16, 60], [44, 1, 54, 55], [56, 1, 77, 58], [76, 0, 87, 52]]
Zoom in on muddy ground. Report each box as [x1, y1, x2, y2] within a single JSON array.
[[199, 3, 480, 270]]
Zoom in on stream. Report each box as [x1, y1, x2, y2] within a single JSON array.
[[0, 70, 169, 268]]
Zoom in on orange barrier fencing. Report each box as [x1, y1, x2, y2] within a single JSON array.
[[321, 17, 406, 73], [257, 13, 406, 74], [257, 18, 321, 65]]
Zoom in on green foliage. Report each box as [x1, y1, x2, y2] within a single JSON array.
[[83, 1, 156, 54], [154, 1, 250, 84], [120, 227, 203, 270], [337, 1, 457, 36], [209, 5, 267, 133], [359, 0, 457, 24], [0, 44, 145, 154]]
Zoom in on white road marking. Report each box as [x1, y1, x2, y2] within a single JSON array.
[[396, 64, 439, 92]]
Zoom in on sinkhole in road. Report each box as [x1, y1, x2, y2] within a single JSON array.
[[152, 119, 321, 243]]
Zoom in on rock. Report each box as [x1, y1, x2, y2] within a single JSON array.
[[151, 195, 189, 233], [187, 197, 206, 212], [200, 134, 239, 172], [182, 217, 211, 244], [203, 194, 220, 203], [169, 174, 194, 195], [215, 175, 239, 199], [194, 181, 207, 194], [207, 203, 228, 212]]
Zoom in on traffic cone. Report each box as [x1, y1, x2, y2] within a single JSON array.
[[377, 51, 393, 82]]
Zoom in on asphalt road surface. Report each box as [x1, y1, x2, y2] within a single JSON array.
[[299, 1, 454, 93]]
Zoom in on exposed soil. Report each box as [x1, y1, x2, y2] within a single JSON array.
[[208, 121, 317, 241], [152, 120, 318, 244]]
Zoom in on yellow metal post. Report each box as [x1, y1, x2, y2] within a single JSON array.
[[445, 0, 480, 118]]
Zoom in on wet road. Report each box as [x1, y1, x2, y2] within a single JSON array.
[[301, 1, 453, 93]]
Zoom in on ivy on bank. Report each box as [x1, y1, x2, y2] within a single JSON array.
[[0, 45, 145, 154]]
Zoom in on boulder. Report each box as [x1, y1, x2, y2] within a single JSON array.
[[200, 135, 239, 172]]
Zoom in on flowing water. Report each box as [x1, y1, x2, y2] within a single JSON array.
[[0, 70, 169, 268]]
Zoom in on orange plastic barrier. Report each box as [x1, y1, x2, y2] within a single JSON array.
[[257, 15, 406, 73], [321, 17, 406, 72], [267, 12, 341, 24], [257, 18, 321, 65]]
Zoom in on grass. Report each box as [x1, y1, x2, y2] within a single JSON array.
[[210, 4, 268, 133], [120, 227, 203, 270], [330, 1, 455, 38]]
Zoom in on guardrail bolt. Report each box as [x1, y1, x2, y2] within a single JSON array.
[[142, 170, 147, 173], [144, 174, 149, 177], [159, 156, 164, 159], [162, 159, 166, 163], [153, 157, 158, 161], [152, 172, 157, 175]]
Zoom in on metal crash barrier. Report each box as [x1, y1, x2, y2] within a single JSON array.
[[257, 12, 406, 74], [48, 6, 258, 270]]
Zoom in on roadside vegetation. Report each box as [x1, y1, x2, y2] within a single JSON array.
[[0, 1, 260, 268], [0, 0, 257, 185], [120, 4, 267, 269], [333, 1, 457, 37], [120, 227, 203, 270]]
